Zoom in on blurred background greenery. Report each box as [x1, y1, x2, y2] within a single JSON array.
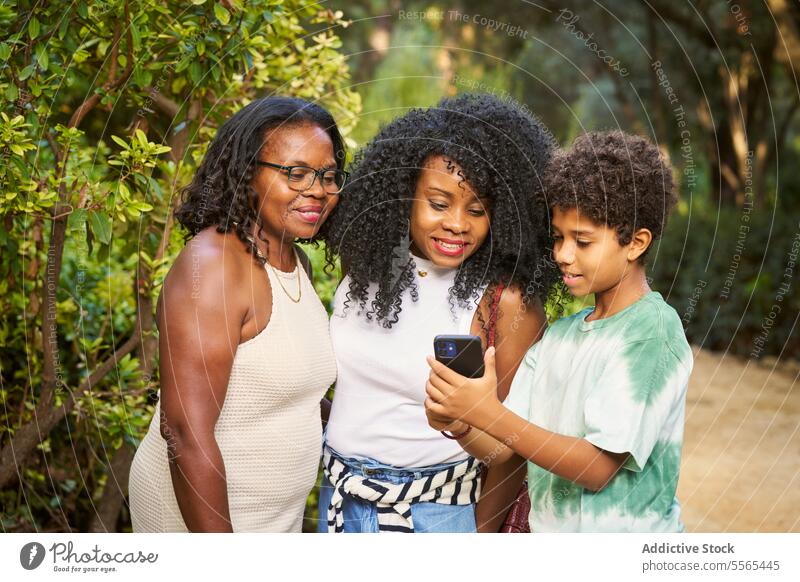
[[1, 0, 798, 532], [314, 0, 800, 357]]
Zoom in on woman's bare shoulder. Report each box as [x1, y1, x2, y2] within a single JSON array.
[[158, 228, 251, 318]]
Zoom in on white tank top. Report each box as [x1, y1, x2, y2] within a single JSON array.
[[325, 253, 486, 467]]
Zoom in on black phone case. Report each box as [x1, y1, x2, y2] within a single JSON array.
[[433, 334, 485, 378]]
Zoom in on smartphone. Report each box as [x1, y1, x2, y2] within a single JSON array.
[[433, 334, 485, 379]]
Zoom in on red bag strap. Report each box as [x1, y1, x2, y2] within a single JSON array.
[[487, 282, 505, 348]]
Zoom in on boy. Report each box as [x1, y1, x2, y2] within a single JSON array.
[[424, 131, 693, 532]]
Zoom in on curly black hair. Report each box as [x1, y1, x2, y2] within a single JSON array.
[[545, 131, 676, 260], [319, 93, 561, 328], [175, 96, 346, 263]]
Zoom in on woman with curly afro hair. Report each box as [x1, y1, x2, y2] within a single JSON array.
[[130, 96, 347, 532], [316, 93, 561, 533]]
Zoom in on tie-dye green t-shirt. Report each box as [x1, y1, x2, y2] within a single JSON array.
[[503, 291, 693, 532]]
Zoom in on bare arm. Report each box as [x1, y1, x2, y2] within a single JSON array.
[[426, 349, 629, 493], [157, 238, 249, 532], [320, 396, 331, 428], [475, 289, 545, 532], [476, 453, 526, 532]]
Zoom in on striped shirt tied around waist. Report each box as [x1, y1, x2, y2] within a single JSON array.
[[322, 447, 482, 533]]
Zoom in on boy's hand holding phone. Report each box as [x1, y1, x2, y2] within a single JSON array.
[[425, 346, 501, 430]]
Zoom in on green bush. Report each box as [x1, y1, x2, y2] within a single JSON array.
[[0, 0, 359, 532]]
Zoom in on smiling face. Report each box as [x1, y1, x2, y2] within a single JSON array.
[[551, 206, 635, 297], [408, 155, 491, 268], [252, 122, 339, 241]]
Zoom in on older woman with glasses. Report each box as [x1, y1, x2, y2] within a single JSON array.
[[129, 96, 347, 532]]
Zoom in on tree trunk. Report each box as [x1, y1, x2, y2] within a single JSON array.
[[87, 442, 135, 532], [647, 9, 670, 145], [712, 114, 742, 207], [0, 334, 140, 489]]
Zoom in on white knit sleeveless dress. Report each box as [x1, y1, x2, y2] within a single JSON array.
[[129, 253, 336, 532]]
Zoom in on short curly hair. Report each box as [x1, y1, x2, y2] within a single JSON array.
[[175, 96, 346, 264], [545, 131, 675, 259], [319, 92, 561, 328]]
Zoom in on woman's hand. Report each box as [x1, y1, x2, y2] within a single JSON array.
[[425, 346, 501, 430]]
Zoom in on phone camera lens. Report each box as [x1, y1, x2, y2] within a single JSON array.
[[436, 340, 458, 358]]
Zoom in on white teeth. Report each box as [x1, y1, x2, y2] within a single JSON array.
[[436, 239, 464, 249]]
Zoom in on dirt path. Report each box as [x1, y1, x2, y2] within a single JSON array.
[[678, 348, 800, 532]]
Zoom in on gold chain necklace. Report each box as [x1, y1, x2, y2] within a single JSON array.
[[267, 261, 302, 303], [248, 235, 302, 303]]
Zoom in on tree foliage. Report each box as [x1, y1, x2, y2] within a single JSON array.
[[0, 0, 359, 532]]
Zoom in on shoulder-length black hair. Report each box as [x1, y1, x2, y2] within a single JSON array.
[[319, 93, 561, 329], [175, 96, 346, 263]]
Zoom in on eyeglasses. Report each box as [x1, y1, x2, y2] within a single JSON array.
[[256, 161, 349, 194]]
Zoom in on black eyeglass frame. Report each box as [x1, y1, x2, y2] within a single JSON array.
[[256, 161, 349, 194]]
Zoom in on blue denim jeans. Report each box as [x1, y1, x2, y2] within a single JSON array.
[[317, 447, 477, 533]]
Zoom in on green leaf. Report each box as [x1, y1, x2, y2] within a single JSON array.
[[214, 3, 231, 25], [35, 45, 48, 71], [171, 77, 187, 93], [118, 182, 131, 201], [132, 201, 153, 212], [0, 43, 10, 61], [189, 61, 202, 85], [59, 15, 70, 39], [18, 64, 35, 80], [5, 83, 18, 102], [89, 212, 112, 244], [134, 129, 148, 147], [148, 177, 163, 199], [110, 135, 129, 149], [130, 21, 141, 51], [68, 208, 87, 232], [73, 49, 89, 64], [28, 17, 40, 39]]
